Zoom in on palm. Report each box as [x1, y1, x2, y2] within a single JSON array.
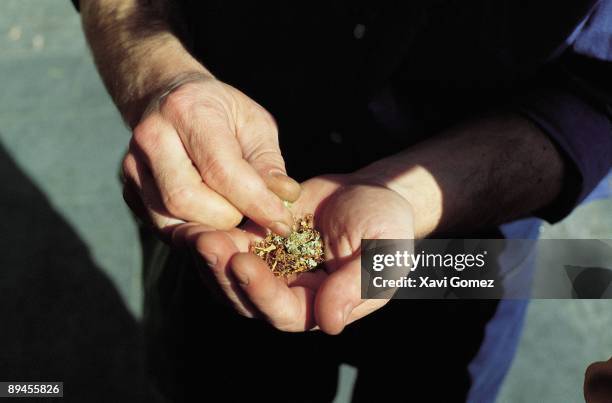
[[185, 175, 414, 334]]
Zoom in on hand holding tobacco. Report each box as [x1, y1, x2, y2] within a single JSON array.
[[79, 0, 298, 238], [176, 114, 566, 334], [175, 175, 415, 334], [121, 78, 299, 238]]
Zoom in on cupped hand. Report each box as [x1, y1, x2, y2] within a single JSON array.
[[176, 174, 415, 334], [121, 77, 299, 237]]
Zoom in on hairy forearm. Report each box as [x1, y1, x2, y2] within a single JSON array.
[[357, 114, 565, 238], [79, 0, 211, 127]]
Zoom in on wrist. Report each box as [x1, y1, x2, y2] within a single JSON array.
[[80, 0, 214, 127], [138, 71, 216, 125], [352, 158, 443, 239], [119, 61, 214, 125]]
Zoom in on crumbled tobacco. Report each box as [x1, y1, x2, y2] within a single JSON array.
[[251, 214, 324, 277]]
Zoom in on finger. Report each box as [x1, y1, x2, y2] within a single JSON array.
[[172, 223, 247, 310], [232, 101, 301, 202], [170, 223, 233, 303], [231, 253, 316, 331], [201, 155, 294, 236], [131, 117, 244, 230], [122, 151, 184, 235], [172, 223, 254, 313], [170, 108, 294, 236], [192, 229, 259, 317], [262, 168, 302, 203], [247, 150, 301, 203], [170, 222, 215, 249], [315, 257, 363, 335], [346, 298, 389, 326]]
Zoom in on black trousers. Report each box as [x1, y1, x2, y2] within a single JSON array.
[[142, 233, 498, 403]]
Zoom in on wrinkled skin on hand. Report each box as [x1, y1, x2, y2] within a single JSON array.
[[122, 78, 299, 238], [173, 174, 415, 334]]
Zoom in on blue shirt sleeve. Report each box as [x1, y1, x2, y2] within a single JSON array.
[[573, 0, 612, 61], [515, 0, 612, 223]]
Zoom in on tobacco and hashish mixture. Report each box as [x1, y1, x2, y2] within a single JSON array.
[[250, 214, 325, 276]]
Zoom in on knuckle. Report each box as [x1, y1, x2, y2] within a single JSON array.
[[194, 234, 210, 256], [212, 206, 244, 230], [225, 209, 243, 228], [250, 150, 284, 173], [257, 107, 278, 132], [243, 198, 267, 219], [132, 119, 160, 153], [244, 107, 279, 143], [202, 205, 243, 231], [264, 116, 279, 137], [201, 157, 231, 187], [121, 153, 137, 178], [163, 186, 195, 217], [193, 231, 222, 258], [160, 87, 194, 118]]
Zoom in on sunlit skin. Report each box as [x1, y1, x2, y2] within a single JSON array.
[[171, 175, 414, 335]]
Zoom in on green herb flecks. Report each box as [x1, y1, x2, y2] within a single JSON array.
[[251, 214, 324, 276]]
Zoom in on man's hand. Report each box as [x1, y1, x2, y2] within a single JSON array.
[[122, 77, 299, 236], [79, 0, 298, 237], [172, 113, 567, 334], [174, 175, 415, 334]]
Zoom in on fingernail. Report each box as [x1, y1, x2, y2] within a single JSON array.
[[269, 169, 300, 189], [270, 221, 292, 237], [202, 252, 218, 268], [268, 169, 286, 178], [234, 268, 249, 287], [342, 303, 353, 324]]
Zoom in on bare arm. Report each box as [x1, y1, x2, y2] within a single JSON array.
[[356, 113, 565, 238], [79, 0, 210, 127], [78, 0, 298, 236]]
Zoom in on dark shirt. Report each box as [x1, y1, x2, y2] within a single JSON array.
[[72, 0, 612, 221], [168, 0, 612, 223], [161, 6, 612, 399]]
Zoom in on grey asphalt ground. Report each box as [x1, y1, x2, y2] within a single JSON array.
[[1, 2, 611, 402]]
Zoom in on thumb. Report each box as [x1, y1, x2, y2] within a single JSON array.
[[248, 148, 301, 203], [238, 112, 301, 202], [315, 258, 362, 335]]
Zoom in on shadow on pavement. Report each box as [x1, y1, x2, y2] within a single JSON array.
[[0, 140, 157, 402]]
